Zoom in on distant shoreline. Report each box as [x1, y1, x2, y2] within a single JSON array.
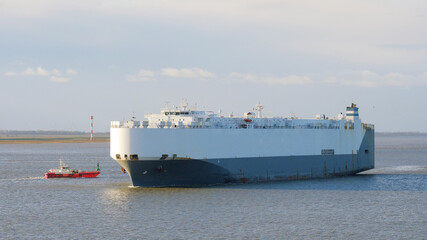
[[0, 131, 426, 144], [0, 135, 109, 144]]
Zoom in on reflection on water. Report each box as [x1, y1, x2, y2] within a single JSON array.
[[95, 181, 426, 239]]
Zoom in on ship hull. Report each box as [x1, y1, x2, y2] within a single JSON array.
[[44, 171, 100, 179], [116, 129, 374, 187]]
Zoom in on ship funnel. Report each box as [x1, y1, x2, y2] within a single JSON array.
[[346, 103, 359, 121]]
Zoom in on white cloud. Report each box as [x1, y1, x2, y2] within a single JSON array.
[[162, 68, 214, 78], [21, 68, 36, 76], [127, 68, 215, 82], [22, 67, 50, 76], [360, 70, 377, 78], [66, 69, 77, 75], [2, 1, 426, 69], [51, 69, 61, 76], [323, 70, 427, 88], [230, 72, 313, 86], [4, 66, 75, 83], [50, 76, 70, 83], [126, 69, 156, 82], [292, 41, 427, 66], [230, 70, 427, 88], [137, 69, 155, 77], [4, 72, 18, 76]]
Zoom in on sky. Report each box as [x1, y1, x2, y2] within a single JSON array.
[[1, 0, 427, 132]]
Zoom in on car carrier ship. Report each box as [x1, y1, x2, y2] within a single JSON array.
[[110, 102, 374, 187]]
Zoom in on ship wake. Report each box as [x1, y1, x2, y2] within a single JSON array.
[[0, 176, 45, 181], [361, 166, 427, 175]]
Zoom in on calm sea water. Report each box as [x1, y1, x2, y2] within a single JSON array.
[[1, 134, 426, 239]]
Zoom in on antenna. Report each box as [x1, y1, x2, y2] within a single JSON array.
[[254, 102, 264, 118], [181, 98, 188, 110], [90, 116, 94, 141]]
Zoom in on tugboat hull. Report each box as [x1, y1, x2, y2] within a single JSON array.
[[44, 171, 100, 178]]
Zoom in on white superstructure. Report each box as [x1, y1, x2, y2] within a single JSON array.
[[110, 102, 374, 160], [111, 101, 369, 130]]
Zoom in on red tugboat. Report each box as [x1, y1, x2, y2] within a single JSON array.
[[44, 160, 100, 178]]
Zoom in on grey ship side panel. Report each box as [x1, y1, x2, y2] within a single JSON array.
[[358, 128, 375, 170], [118, 129, 375, 187]]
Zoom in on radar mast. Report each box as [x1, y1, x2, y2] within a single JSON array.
[[254, 103, 264, 118]]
